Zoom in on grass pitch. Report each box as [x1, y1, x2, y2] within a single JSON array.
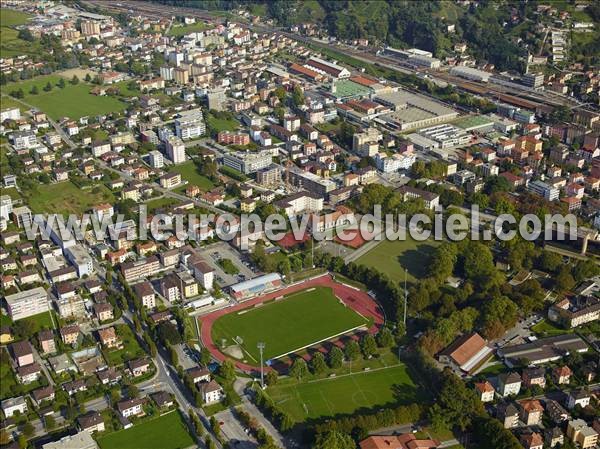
[[211, 287, 369, 362], [355, 236, 439, 283], [97, 410, 194, 449], [266, 363, 420, 422]]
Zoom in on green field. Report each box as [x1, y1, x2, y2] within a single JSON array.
[[97, 410, 194, 449], [355, 237, 439, 283], [145, 197, 180, 213], [267, 363, 419, 422], [4, 75, 127, 119], [0, 9, 39, 58], [169, 161, 215, 193], [211, 287, 369, 362], [332, 79, 372, 99], [206, 113, 240, 132], [25, 181, 115, 215], [167, 21, 210, 37]]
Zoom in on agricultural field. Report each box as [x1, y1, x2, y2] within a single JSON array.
[[211, 287, 369, 362], [25, 181, 115, 215], [266, 362, 420, 423], [97, 410, 195, 449], [3, 75, 128, 119], [355, 236, 439, 283], [169, 161, 215, 193]]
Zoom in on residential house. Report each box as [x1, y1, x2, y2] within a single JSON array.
[[522, 367, 546, 389], [128, 358, 151, 378], [567, 389, 591, 409], [60, 325, 80, 345], [566, 419, 598, 448], [520, 432, 543, 449], [117, 398, 145, 418], [200, 380, 224, 404], [38, 330, 56, 355], [77, 411, 105, 433], [519, 399, 544, 426], [553, 365, 572, 384], [496, 402, 519, 429], [497, 372, 522, 397], [474, 381, 494, 402], [10, 341, 34, 367]]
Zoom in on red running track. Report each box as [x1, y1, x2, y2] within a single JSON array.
[[199, 273, 385, 373]]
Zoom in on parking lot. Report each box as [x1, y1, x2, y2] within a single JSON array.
[[173, 343, 198, 370], [213, 408, 257, 449], [197, 242, 256, 288]]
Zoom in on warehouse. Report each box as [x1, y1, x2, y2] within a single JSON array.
[[375, 89, 458, 131]]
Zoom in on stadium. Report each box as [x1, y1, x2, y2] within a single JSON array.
[[200, 274, 384, 372]]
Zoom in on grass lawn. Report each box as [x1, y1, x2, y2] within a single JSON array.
[[0, 96, 26, 112], [355, 237, 439, 283], [206, 113, 240, 133], [169, 161, 215, 193], [531, 319, 572, 337], [167, 21, 210, 37], [97, 410, 194, 449], [104, 325, 146, 366], [266, 363, 420, 423], [24, 181, 115, 215], [0, 9, 39, 58], [211, 287, 369, 362], [4, 75, 127, 119], [19, 311, 54, 332], [145, 197, 180, 213]]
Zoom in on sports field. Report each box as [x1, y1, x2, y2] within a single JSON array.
[[355, 236, 439, 283], [211, 287, 369, 362], [97, 410, 194, 449], [267, 363, 420, 422]]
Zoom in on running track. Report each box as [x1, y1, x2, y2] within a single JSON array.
[[199, 273, 384, 373]]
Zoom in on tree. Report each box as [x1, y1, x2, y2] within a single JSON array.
[[572, 260, 600, 283], [537, 250, 562, 273], [313, 430, 356, 449], [376, 327, 394, 348], [310, 352, 327, 375], [22, 421, 34, 438], [555, 266, 576, 293], [157, 321, 182, 345], [292, 85, 304, 106], [360, 334, 377, 358], [218, 359, 236, 381], [265, 369, 278, 386], [30, 85, 39, 95], [200, 347, 211, 366], [43, 82, 52, 92], [85, 73, 92, 82], [289, 358, 308, 380], [328, 346, 344, 368], [57, 78, 66, 88], [71, 75, 80, 85], [45, 414, 56, 430], [127, 383, 139, 398], [0, 429, 10, 445], [344, 340, 361, 361]]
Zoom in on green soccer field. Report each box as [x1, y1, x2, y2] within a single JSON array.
[[97, 411, 194, 449], [211, 287, 369, 362], [266, 363, 420, 422], [355, 236, 439, 283]]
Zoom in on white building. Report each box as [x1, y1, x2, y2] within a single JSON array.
[[166, 136, 186, 164], [0, 195, 12, 220], [222, 150, 272, 174], [192, 260, 214, 291], [1, 396, 28, 418], [149, 150, 164, 168], [175, 108, 205, 140], [201, 380, 224, 404], [5, 287, 49, 320], [274, 191, 324, 216], [11, 130, 37, 150], [374, 151, 416, 172], [1, 107, 20, 122], [65, 245, 94, 278], [528, 180, 559, 201]]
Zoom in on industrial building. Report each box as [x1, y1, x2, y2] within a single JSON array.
[[375, 89, 458, 131]]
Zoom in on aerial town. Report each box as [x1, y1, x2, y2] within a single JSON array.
[[0, 1, 599, 449]]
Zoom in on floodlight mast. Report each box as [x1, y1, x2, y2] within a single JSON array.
[[257, 342, 265, 388]]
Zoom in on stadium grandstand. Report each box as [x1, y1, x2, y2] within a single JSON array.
[[228, 273, 283, 300]]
